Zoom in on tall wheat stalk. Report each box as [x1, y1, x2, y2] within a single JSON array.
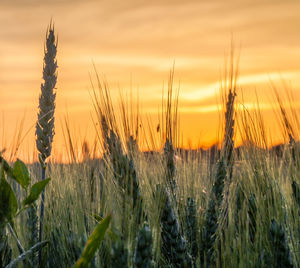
[[35, 22, 57, 265], [201, 47, 238, 266], [163, 69, 179, 197]]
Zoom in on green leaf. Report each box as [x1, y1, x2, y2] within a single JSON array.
[[22, 178, 51, 206], [12, 159, 31, 189], [92, 213, 118, 240], [0, 172, 18, 224], [74, 214, 112, 268], [0, 155, 16, 179]]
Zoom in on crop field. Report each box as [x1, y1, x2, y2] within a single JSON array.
[[1, 23, 300, 268]]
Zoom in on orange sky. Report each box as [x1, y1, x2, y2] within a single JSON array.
[[1, 0, 300, 162]]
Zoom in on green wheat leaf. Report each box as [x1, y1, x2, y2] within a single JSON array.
[[74, 213, 112, 268], [12, 159, 31, 189], [22, 178, 51, 206]]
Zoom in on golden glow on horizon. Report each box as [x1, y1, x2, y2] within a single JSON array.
[[1, 0, 300, 162]]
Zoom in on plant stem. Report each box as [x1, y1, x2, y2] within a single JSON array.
[[38, 167, 46, 265], [8, 224, 32, 267], [5, 241, 48, 268]]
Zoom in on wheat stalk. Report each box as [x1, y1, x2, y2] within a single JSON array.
[[0, 227, 12, 267], [200, 157, 226, 267], [185, 197, 199, 262], [157, 185, 193, 267], [36, 23, 57, 167], [35, 22, 57, 266], [269, 219, 294, 268], [133, 223, 154, 268], [25, 204, 39, 267]]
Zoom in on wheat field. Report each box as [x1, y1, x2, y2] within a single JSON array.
[[0, 23, 299, 268]]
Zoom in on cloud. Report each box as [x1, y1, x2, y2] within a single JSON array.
[[1, 0, 300, 157]]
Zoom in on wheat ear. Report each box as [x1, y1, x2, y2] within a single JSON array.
[[35, 22, 57, 266]]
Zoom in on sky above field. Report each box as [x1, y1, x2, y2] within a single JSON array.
[[1, 0, 300, 161]]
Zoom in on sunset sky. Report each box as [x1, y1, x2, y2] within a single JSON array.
[[1, 0, 300, 161]]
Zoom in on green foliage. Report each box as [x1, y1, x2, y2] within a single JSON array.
[[1, 156, 51, 225], [0, 172, 18, 225], [0, 156, 51, 267], [22, 178, 51, 206], [12, 159, 30, 189], [74, 213, 112, 268], [0, 156, 15, 179]]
